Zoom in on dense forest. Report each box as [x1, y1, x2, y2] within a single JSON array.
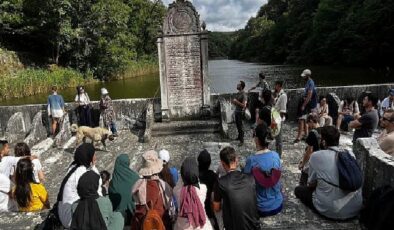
[[208, 31, 234, 59], [229, 0, 394, 67], [0, 0, 165, 79]]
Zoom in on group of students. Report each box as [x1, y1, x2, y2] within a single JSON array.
[[47, 85, 118, 137], [0, 141, 47, 212]]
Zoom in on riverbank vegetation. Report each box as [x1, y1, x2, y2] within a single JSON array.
[[0, 0, 164, 80], [229, 0, 394, 67], [0, 66, 89, 100]]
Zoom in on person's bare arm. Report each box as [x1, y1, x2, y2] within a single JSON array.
[[232, 98, 247, 109], [38, 170, 45, 182], [299, 146, 313, 170], [349, 119, 362, 129]]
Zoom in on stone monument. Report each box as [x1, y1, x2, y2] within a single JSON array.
[[157, 0, 210, 120]]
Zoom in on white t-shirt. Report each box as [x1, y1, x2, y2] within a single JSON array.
[[274, 89, 288, 115], [32, 159, 43, 183], [0, 156, 21, 178], [7, 158, 43, 183], [75, 93, 90, 105], [58, 165, 102, 228], [0, 173, 11, 212]]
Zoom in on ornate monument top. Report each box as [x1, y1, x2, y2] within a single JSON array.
[[163, 0, 201, 35]]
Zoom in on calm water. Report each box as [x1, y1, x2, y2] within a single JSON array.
[[0, 60, 392, 106]]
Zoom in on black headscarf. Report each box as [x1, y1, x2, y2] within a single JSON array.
[[181, 157, 199, 188], [74, 143, 95, 168], [197, 149, 211, 171], [70, 170, 107, 230]]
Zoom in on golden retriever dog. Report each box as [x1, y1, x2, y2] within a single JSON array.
[[71, 124, 114, 150]]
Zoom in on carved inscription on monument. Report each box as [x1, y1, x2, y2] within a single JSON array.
[[164, 35, 202, 116]]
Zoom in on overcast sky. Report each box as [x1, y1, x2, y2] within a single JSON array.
[[161, 0, 267, 32]]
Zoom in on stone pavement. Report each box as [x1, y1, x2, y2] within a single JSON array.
[[0, 122, 362, 229]]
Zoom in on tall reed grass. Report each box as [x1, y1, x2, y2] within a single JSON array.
[[0, 67, 91, 100], [114, 59, 159, 80]]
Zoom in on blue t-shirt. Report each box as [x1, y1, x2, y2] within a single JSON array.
[[169, 167, 178, 185], [244, 151, 283, 212], [304, 79, 317, 109], [48, 94, 65, 110]]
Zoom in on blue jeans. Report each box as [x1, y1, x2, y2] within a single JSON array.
[[110, 122, 117, 134]]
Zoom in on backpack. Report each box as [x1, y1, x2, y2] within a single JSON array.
[[360, 185, 394, 230], [266, 106, 282, 138], [142, 202, 165, 230], [325, 148, 363, 192]]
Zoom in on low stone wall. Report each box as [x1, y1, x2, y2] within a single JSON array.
[[353, 138, 394, 199], [0, 99, 152, 145], [212, 83, 394, 122]]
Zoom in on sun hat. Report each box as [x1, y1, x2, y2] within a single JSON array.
[[301, 69, 312, 77], [159, 149, 170, 163], [389, 88, 394, 96], [139, 150, 163, 176], [101, 88, 109, 95]]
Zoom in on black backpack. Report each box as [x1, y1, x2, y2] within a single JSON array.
[[324, 148, 363, 192], [360, 185, 394, 229]]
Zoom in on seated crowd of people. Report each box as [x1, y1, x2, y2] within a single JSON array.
[[0, 68, 392, 229]]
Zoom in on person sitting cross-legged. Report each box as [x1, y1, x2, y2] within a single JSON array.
[[213, 147, 261, 230], [244, 123, 283, 217], [294, 126, 362, 220]]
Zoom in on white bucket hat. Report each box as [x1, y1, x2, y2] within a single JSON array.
[[101, 88, 109, 95], [159, 149, 170, 163], [301, 69, 312, 77], [139, 150, 163, 177]]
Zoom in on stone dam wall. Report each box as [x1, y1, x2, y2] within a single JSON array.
[[0, 83, 393, 202], [354, 138, 394, 199]]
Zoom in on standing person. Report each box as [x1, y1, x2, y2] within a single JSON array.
[[294, 126, 363, 220], [377, 109, 394, 155], [213, 147, 260, 230], [75, 86, 92, 127], [100, 88, 118, 137], [232, 81, 247, 146], [273, 81, 287, 156], [349, 92, 379, 142], [14, 142, 45, 183], [244, 123, 283, 217], [295, 69, 317, 143], [298, 114, 321, 186], [58, 143, 102, 228], [380, 88, 394, 116], [71, 170, 124, 230], [108, 154, 139, 225], [131, 150, 173, 230], [198, 150, 219, 230], [13, 158, 50, 212], [173, 157, 213, 230], [336, 97, 360, 131], [248, 72, 270, 93], [47, 86, 65, 137], [317, 96, 333, 126]]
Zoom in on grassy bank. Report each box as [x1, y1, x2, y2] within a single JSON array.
[[0, 67, 91, 101], [115, 59, 159, 80]]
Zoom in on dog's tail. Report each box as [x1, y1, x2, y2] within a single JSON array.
[[70, 124, 79, 133]]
